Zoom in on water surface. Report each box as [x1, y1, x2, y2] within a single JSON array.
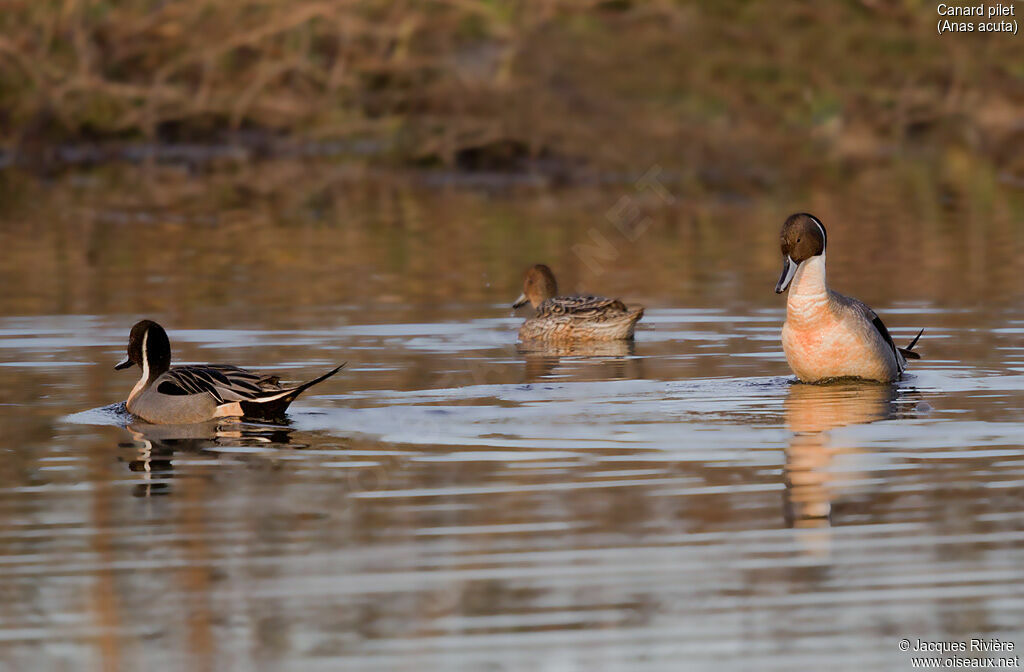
[[1, 163, 1023, 671]]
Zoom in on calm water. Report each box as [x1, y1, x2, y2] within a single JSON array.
[[1, 162, 1023, 671]]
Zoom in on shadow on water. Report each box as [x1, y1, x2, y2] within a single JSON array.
[[782, 381, 924, 530], [517, 339, 640, 381], [120, 420, 296, 498]]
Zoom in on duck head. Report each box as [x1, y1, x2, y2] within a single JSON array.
[[775, 213, 827, 293], [115, 320, 172, 380], [513, 264, 558, 309]]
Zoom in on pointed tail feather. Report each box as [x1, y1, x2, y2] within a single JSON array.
[[240, 363, 345, 420], [898, 329, 924, 360]]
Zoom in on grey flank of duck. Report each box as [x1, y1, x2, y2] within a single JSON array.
[[512, 264, 644, 342], [115, 320, 343, 424], [774, 213, 923, 383]]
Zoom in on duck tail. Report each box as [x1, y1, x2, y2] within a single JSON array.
[[898, 329, 924, 360], [618, 306, 645, 341], [240, 363, 345, 420]]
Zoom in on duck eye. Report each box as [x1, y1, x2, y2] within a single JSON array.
[[797, 237, 801, 242]]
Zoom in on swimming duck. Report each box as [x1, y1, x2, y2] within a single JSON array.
[[512, 264, 644, 341], [774, 213, 922, 383], [115, 320, 343, 424]]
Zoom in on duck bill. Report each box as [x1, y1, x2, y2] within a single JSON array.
[[512, 293, 528, 309], [775, 256, 798, 294], [114, 357, 134, 371]]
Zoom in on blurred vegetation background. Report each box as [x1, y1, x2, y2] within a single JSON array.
[[1, 0, 1022, 186]]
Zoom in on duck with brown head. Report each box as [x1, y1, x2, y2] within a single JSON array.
[[115, 320, 344, 424], [513, 264, 560, 310], [512, 264, 644, 342], [774, 213, 923, 383]]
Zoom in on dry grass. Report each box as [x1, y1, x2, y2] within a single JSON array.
[[1, 1, 532, 150], [1, 0, 1023, 182]]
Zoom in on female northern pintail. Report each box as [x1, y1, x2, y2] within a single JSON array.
[[774, 213, 923, 383], [115, 320, 343, 424], [512, 264, 644, 342]]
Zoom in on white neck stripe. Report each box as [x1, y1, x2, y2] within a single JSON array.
[[809, 215, 827, 251], [140, 329, 150, 383]]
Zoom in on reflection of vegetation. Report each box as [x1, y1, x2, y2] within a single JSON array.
[[1, 2, 1022, 182], [0, 152, 1022, 320]]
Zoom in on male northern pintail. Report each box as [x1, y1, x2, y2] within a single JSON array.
[[115, 320, 343, 424], [512, 264, 644, 342], [774, 213, 923, 383]]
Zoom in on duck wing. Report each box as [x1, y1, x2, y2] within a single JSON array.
[[537, 295, 629, 319], [839, 295, 923, 369], [156, 364, 282, 403]]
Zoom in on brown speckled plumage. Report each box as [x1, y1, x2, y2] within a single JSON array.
[[513, 265, 644, 342]]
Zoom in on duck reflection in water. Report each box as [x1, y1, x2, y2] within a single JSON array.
[[518, 339, 641, 382], [121, 419, 295, 497], [782, 381, 904, 530]]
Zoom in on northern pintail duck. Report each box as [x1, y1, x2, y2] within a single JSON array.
[[774, 213, 922, 383], [115, 320, 343, 424], [512, 264, 644, 342]]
